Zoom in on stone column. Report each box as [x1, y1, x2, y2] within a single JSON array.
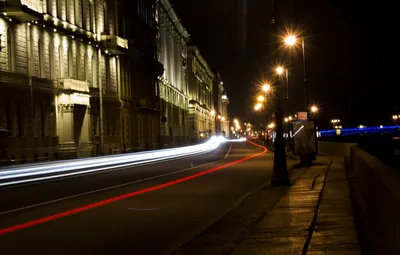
[[59, 104, 76, 158]]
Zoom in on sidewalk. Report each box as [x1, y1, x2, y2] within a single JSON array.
[[231, 156, 361, 255]]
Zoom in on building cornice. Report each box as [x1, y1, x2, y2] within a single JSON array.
[[187, 46, 214, 80], [158, 0, 190, 42]]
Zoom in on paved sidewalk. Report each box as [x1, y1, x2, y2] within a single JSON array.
[[232, 156, 361, 255]]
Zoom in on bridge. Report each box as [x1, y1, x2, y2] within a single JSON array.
[[319, 125, 400, 137]]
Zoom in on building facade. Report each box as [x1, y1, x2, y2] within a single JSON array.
[[213, 71, 229, 137], [156, 0, 190, 148], [187, 46, 215, 142], [0, 0, 161, 164], [118, 0, 163, 151]]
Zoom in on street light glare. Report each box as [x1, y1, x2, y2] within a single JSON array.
[[285, 35, 297, 46], [262, 84, 271, 92], [310, 105, 318, 113], [257, 95, 265, 102], [276, 66, 284, 75]]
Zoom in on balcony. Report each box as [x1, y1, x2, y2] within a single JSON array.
[[100, 35, 129, 54], [0, 0, 44, 21], [59, 78, 89, 93]]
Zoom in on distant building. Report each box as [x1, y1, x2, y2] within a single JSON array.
[[213, 71, 229, 137], [221, 94, 230, 137], [187, 46, 215, 142], [156, 0, 190, 148]]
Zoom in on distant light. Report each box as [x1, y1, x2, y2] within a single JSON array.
[[380, 125, 383, 128], [221, 117, 225, 121], [53, 29, 57, 32], [210, 110, 216, 116], [257, 95, 265, 102], [3, 12, 7, 16], [284, 117, 289, 122]]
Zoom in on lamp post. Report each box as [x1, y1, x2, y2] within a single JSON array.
[[262, 83, 271, 145], [270, 0, 290, 186], [284, 35, 309, 109]]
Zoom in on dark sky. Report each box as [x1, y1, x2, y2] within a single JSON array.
[[169, 0, 395, 128]]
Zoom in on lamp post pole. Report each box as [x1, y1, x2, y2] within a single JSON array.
[[302, 37, 309, 109], [270, 0, 290, 186]]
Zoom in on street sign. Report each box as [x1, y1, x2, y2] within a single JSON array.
[[297, 112, 308, 121]]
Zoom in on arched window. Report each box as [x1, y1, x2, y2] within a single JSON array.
[[68, 46, 73, 78], [38, 38, 45, 78], [7, 27, 15, 72]]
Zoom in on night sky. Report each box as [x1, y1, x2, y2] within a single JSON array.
[[170, 0, 394, 129]]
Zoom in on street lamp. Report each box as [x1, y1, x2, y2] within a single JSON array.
[[263, 83, 271, 92], [257, 95, 265, 102], [276, 66, 285, 75], [310, 105, 318, 114], [284, 34, 309, 109], [269, 0, 289, 186]]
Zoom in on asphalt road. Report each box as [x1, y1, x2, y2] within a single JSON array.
[[0, 141, 272, 255]]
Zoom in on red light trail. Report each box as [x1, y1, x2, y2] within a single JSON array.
[[0, 140, 266, 235]]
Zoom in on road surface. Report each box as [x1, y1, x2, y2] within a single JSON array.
[[0, 141, 272, 255]]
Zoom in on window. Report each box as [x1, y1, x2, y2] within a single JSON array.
[[68, 46, 73, 78], [58, 45, 64, 78], [49, 39, 55, 79], [91, 53, 97, 87], [76, 46, 81, 79], [47, 0, 52, 14], [75, 0, 81, 27], [0, 101, 8, 132], [18, 104, 26, 137], [89, 0, 94, 33], [66, 0, 73, 23], [84, 53, 89, 81], [7, 27, 15, 72], [57, 0, 63, 19], [38, 38, 45, 78]]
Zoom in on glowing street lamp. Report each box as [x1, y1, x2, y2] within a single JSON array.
[[210, 110, 216, 116], [284, 35, 297, 46], [283, 33, 309, 108], [276, 66, 284, 75], [257, 95, 265, 102], [254, 103, 262, 111], [262, 84, 271, 92], [310, 105, 318, 113]]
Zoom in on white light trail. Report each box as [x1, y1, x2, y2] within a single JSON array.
[[0, 136, 236, 187]]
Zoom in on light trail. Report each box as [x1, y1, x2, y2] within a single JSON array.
[[0, 137, 223, 185], [0, 139, 266, 236], [0, 137, 242, 187]]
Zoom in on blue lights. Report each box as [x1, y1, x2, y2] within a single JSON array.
[[320, 125, 400, 137]]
